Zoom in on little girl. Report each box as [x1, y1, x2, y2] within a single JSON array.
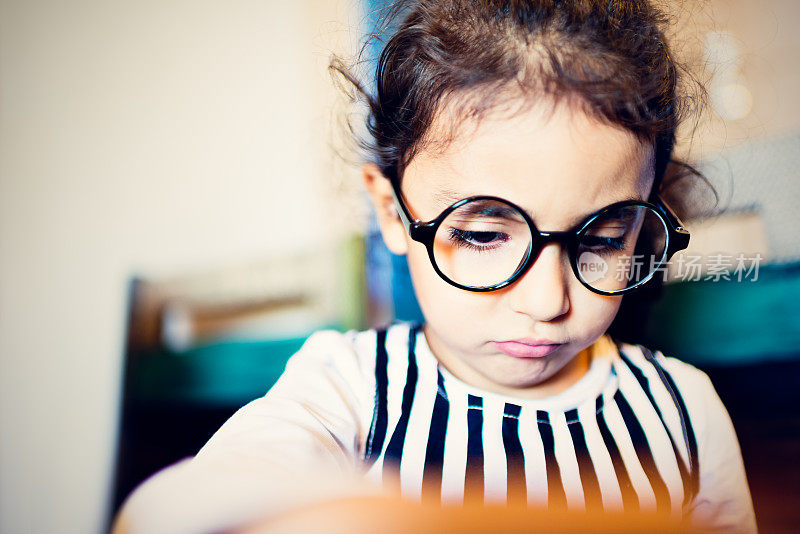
[[118, 1, 756, 532]]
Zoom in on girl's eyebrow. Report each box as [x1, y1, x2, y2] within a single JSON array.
[[458, 202, 522, 219], [591, 193, 647, 210], [432, 189, 646, 224], [432, 187, 466, 207], [565, 194, 647, 226], [433, 188, 525, 219]]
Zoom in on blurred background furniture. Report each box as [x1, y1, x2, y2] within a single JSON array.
[[111, 239, 366, 514]]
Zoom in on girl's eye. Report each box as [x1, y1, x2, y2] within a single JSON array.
[[447, 227, 509, 250], [580, 233, 627, 255]]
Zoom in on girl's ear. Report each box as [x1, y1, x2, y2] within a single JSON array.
[[362, 163, 409, 255]]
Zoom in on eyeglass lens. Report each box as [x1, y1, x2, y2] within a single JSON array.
[[430, 199, 669, 292]]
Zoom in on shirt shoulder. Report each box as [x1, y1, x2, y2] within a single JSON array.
[[299, 321, 418, 375], [615, 341, 714, 411], [617, 342, 756, 533], [643, 346, 718, 431], [195, 326, 398, 466], [269, 323, 416, 424], [276, 326, 390, 395]]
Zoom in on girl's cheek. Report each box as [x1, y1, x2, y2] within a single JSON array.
[[408, 256, 491, 330], [576, 293, 623, 336]]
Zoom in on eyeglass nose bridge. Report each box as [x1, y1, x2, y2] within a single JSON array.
[[511, 230, 579, 281], [535, 230, 576, 245]]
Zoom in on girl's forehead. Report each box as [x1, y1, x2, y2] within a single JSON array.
[[404, 101, 654, 225]]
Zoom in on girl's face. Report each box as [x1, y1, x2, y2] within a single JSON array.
[[364, 100, 655, 398]]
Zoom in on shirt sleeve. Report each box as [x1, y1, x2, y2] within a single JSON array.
[[661, 357, 758, 533], [118, 329, 381, 534]]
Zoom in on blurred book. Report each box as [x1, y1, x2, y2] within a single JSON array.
[[126, 236, 366, 354]]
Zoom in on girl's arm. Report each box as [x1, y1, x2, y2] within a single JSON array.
[[662, 358, 758, 533], [114, 330, 380, 534]]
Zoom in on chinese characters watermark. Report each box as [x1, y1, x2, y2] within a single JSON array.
[[579, 253, 764, 283]]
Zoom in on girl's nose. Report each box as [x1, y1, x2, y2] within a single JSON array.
[[506, 243, 571, 322]]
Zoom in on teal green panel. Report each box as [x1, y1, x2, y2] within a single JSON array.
[[644, 263, 800, 365], [130, 336, 311, 406]]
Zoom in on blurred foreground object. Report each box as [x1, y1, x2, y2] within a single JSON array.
[[239, 498, 692, 534]]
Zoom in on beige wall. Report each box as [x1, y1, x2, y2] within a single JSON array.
[[0, 1, 360, 532], [672, 0, 800, 158]]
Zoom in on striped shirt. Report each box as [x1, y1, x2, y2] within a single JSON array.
[[362, 324, 695, 514], [124, 322, 757, 533]]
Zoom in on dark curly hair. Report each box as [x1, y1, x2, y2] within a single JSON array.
[[333, 0, 711, 343]]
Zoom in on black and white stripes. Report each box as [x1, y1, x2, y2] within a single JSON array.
[[363, 323, 698, 514]]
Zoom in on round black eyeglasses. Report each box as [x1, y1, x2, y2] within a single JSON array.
[[389, 182, 690, 295]]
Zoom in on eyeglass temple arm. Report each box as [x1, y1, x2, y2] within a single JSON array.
[[389, 179, 415, 232], [656, 195, 691, 255]]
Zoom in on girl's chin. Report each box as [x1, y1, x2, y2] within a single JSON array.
[[477, 352, 586, 393], [497, 371, 558, 389], [480, 359, 555, 388]]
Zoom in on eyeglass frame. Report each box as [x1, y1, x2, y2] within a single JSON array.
[[388, 180, 691, 296]]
